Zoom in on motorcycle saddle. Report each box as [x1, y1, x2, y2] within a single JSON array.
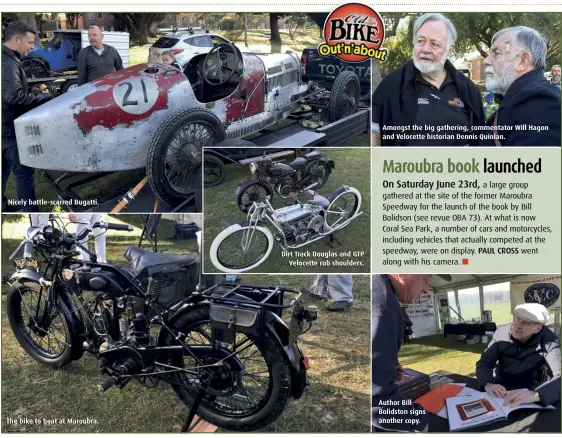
[[304, 150, 322, 160], [308, 194, 330, 208], [289, 157, 307, 168], [124, 246, 199, 276]]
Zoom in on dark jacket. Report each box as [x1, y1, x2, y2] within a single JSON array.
[[2, 45, 52, 143], [483, 69, 561, 146], [476, 323, 561, 406], [77, 44, 123, 86], [372, 59, 485, 146], [372, 275, 428, 432]]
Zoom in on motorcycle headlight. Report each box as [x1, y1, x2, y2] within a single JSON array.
[[250, 163, 258, 175]]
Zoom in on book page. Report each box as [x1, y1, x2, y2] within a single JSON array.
[[446, 394, 504, 431], [492, 396, 555, 417]]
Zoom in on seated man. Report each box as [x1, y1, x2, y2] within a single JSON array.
[[476, 303, 561, 407]]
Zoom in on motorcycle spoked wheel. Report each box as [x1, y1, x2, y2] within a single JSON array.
[[325, 188, 361, 229], [6, 282, 73, 369], [210, 223, 274, 273], [160, 306, 292, 432], [305, 161, 332, 190], [236, 181, 273, 212]]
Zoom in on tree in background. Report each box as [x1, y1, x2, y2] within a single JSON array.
[[112, 13, 166, 44], [65, 13, 83, 29], [269, 13, 282, 52], [378, 12, 561, 82]]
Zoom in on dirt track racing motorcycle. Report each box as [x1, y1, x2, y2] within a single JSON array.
[[6, 216, 317, 431], [210, 185, 363, 272], [235, 150, 335, 212]]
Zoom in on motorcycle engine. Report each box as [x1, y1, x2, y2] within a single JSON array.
[[285, 212, 323, 246]]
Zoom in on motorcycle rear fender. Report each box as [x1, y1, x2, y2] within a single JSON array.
[[265, 311, 308, 399], [10, 272, 86, 360], [318, 157, 334, 172]]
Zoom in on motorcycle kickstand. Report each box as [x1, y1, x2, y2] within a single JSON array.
[[180, 383, 208, 432], [327, 233, 342, 249]]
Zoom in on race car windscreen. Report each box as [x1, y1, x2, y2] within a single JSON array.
[[153, 37, 179, 48]]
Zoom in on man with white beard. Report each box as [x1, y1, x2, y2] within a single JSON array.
[[481, 27, 561, 146], [372, 13, 484, 146]]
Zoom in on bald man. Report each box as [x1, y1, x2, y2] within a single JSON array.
[[77, 25, 122, 85]]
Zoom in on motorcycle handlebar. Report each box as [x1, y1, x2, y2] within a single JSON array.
[[103, 222, 134, 232]]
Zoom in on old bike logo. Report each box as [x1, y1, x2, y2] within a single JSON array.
[[319, 3, 388, 63], [524, 283, 561, 308]]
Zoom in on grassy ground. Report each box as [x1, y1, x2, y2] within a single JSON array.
[[203, 148, 371, 274], [452, 302, 513, 325], [1, 216, 370, 432], [399, 334, 488, 377]]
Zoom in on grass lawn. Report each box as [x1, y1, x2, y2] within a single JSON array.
[[399, 334, 488, 377], [203, 148, 371, 274], [1, 215, 370, 432]]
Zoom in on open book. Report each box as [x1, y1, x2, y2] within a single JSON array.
[[446, 390, 555, 431]]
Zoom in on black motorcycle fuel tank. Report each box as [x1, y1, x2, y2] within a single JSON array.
[[65, 264, 130, 296], [269, 162, 294, 177]]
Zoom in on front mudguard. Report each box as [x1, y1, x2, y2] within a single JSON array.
[[265, 311, 308, 400], [9, 271, 86, 360], [235, 178, 274, 199]]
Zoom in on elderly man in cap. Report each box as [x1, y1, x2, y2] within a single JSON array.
[[372, 274, 452, 432], [476, 303, 561, 407], [482, 26, 561, 146], [372, 13, 485, 147]]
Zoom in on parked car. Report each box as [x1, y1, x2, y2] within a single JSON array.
[[15, 36, 360, 207], [149, 31, 232, 68], [23, 31, 82, 78], [301, 48, 370, 100]]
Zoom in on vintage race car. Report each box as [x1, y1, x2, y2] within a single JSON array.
[[14, 41, 360, 205]]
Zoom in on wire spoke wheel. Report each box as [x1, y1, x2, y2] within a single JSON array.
[[10, 285, 69, 359], [326, 191, 359, 228], [165, 122, 219, 195], [22, 58, 47, 79], [239, 184, 270, 211], [216, 229, 270, 271], [307, 162, 329, 187], [179, 320, 272, 417], [204, 161, 222, 184]]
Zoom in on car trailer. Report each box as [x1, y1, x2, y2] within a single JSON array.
[[27, 73, 79, 95], [38, 106, 369, 213]]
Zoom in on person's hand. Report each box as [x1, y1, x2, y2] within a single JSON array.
[[68, 214, 80, 222], [503, 389, 540, 408], [396, 363, 405, 382], [484, 383, 507, 398]]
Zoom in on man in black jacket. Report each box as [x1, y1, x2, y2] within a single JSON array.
[[77, 25, 123, 86], [482, 26, 561, 146], [372, 13, 485, 147], [2, 21, 52, 212], [476, 303, 560, 407]]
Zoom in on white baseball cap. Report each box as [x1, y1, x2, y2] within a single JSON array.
[[514, 303, 550, 324]]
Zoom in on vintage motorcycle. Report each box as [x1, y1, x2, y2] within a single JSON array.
[[6, 216, 317, 431], [210, 185, 363, 272], [236, 150, 335, 212]]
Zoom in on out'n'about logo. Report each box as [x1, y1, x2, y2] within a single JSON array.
[[319, 3, 388, 63], [523, 283, 561, 308]]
